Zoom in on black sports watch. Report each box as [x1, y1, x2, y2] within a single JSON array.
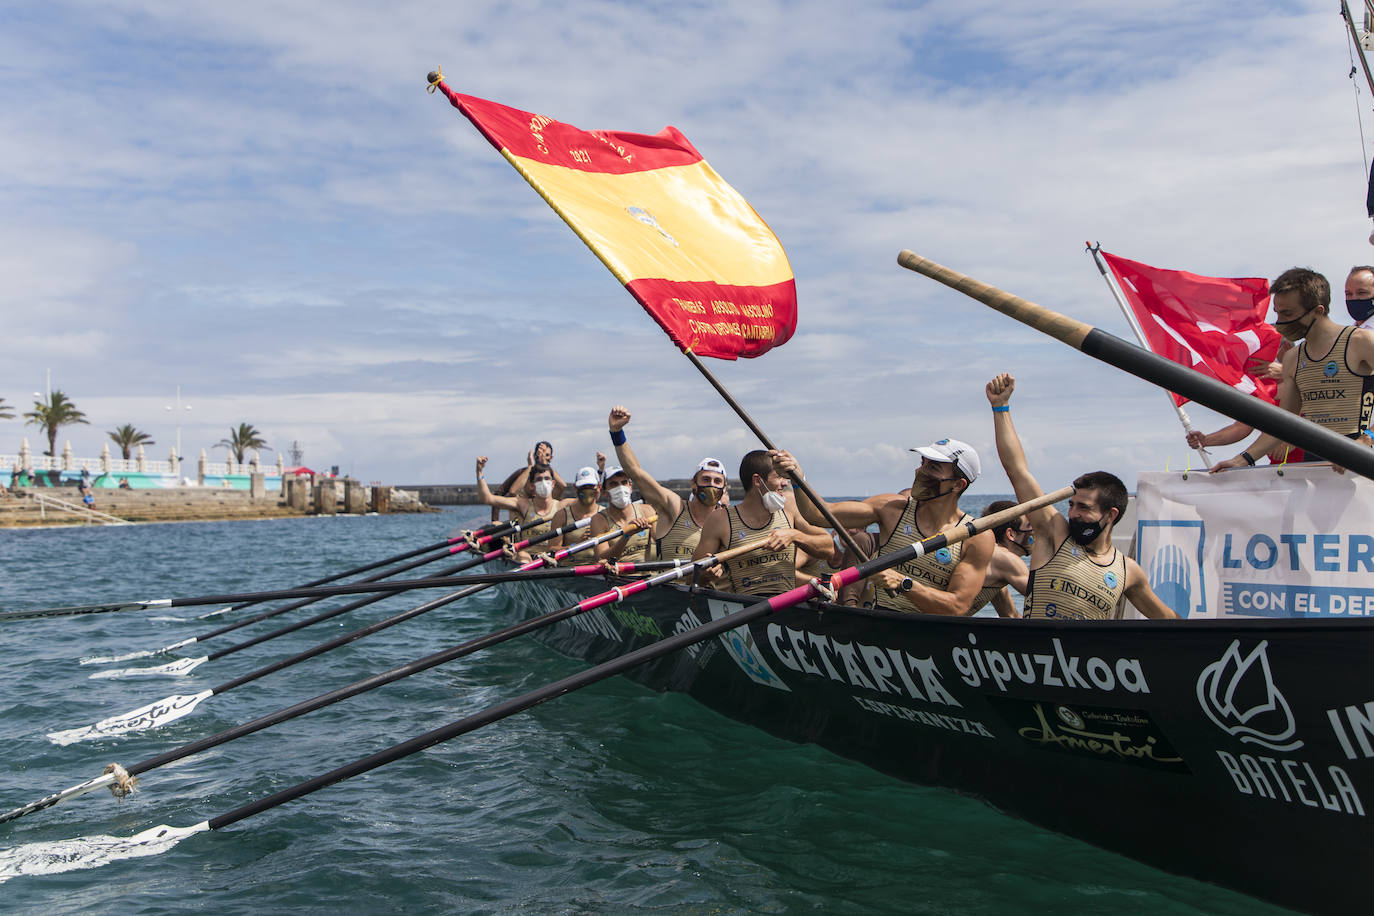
[[898, 577, 914, 593]]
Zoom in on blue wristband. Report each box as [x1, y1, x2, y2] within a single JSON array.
[[610, 429, 627, 446], [992, 406, 1010, 413]]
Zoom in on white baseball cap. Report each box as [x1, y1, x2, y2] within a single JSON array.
[[910, 438, 980, 484], [602, 464, 628, 483], [574, 467, 599, 488], [696, 458, 726, 476]]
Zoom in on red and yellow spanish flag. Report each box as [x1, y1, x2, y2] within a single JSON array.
[[434, 80, 796, 359]]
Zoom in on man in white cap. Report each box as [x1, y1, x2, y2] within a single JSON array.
[[544, 466, 603, 563], [606, 406, 730, 561], [588, 462, 655, 564], [772, 439, 994, 614]]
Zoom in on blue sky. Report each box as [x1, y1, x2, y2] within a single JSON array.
[[3, 1, 1370, 495]]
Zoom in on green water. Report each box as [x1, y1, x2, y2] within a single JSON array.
[[0, 510, 1293, 914]]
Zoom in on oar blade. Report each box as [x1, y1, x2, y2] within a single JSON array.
[[88, 656, 208, 680], [47, 690, 213, 746], [81, 637, 196, 666], [0, 773, 119, 826], [0, 822, 209, 884]]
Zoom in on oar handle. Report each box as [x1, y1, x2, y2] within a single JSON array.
[[709, 540, 770, 565], [616, 513, 658, 534]]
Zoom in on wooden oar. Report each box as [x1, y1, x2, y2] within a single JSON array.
[[78, 517, 598, 680], [896, 249, 1374, 482], [0, 492, 1062, 875], [8, 537, 741, 821], [1, 519, 526, 625]]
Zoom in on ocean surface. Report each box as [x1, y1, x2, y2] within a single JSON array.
[[0, 508, 1292, 914]]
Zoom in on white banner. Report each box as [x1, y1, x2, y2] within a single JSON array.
[[1133, 466, 1374, 619]]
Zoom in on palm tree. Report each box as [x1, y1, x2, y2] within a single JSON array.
[[0, 397, 13, 421], [25, 391, 89, 457], [108, 424, 156, 461], [216, 423, 268, 464]]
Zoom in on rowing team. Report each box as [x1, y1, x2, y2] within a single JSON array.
[[475, 378, 1181, 621]]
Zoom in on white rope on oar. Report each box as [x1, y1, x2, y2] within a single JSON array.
[[102, 763, 138, 799]]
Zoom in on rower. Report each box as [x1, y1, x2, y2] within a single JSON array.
[[475, 456, 561, 562], [606, 405, 729, 561], [985, 372, 1178, 620], [969, 499, 1033, 618], [588, 464, 655, 565], [692, 450, 834, 597], [545, 466, 603, 564], [1212, 267, 1374, 471], [774, 441, 993, 615], [489, 441, 566, 522]]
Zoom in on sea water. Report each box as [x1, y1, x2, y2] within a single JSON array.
[[0, 508, 1291, 914]]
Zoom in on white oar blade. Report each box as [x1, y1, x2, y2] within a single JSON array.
[[0, 821, 209, 884], [88, 656, 208, 680], [0, 773, 118, 826], [48, 690, 213, 746], [81, 637, 197, 666], [192, 605, 234, 620]]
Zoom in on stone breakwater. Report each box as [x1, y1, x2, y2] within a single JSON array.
[[0, 483, 433, 528]]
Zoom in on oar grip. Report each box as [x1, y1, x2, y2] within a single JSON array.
[[897, 250, 1090, 349], [710, 539, 770, 564], [617, 513, 658, 534]]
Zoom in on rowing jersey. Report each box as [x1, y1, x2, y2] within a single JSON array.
[[554, 505, 599, 565], [872, 499, 972, 612], [597, 501, 654, 564], [513, 501, 560, 549], [1025, 539, 1127, 620], [656, 505, 705, 561], [722, 505, 795, 596], [1295, 327, 1374, 437], [969, 581, 1003, 615]]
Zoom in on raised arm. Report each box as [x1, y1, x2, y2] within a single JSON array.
[[986, 374, 1059, 536], [476, 456, 521, 511], [608, 406, 683, 519]]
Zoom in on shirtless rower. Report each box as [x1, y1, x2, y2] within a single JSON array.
[[692, 450, 841, 597], [774, 441, 994, 615], [476, 456, 561, 562], [544, 466, 603, 564], [969, 499, 1034, 618], [1212, 267, 1374, 471], [606, 406, 729, 562], [588, 464, 656, 565], [985, 373, 1177, 620]]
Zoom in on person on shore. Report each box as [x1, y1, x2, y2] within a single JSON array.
[[476, 456, 561, 561], [588, 464, 655, 565], [606, 406, 730, 562], [968, 499, 1034, 618], [986, 373, 1178, 620], [544, 467, 604, 564], [1211, 268, 1374, 471], [118, 478, 132, 490], [773, 442, 994, 615], [692, 450, 837, 597], [1345, 265, 1374, 330]]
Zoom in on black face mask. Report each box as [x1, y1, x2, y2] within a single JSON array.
[[1348, 298, 1374, 324], [1275, 306, 1316, 342], [1067, 509, 1114, 547]]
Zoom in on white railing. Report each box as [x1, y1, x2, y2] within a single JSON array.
[[27, 492, 131, 526], [0, 455, 280, 477]]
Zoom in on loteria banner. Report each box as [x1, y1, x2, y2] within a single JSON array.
[[1133, 466, 1374, 619], [432, 80, 797, 360]]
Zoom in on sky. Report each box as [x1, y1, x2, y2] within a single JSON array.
[[3, 0, 1372, 496]]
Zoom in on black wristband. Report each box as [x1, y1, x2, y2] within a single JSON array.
[[1240, 451, 1257, 466]]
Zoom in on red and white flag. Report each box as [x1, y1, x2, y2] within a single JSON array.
[[1101, 251, 1280, 406]]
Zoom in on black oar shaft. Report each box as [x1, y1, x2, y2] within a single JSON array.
[[896, 250, 1374, 481]]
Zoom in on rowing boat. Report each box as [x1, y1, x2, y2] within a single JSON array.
[[498, 560, 1371, 914]]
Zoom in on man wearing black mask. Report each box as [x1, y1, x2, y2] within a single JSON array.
[[1212, 267, 1374, 471], [1345, 265, 1374, 330], [985, 373, 1177, 620]]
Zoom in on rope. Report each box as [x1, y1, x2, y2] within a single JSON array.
[[103, 763, 138, 799], [1348, 29, 1370, 179]]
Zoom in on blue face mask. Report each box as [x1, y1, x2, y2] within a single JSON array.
[[1347, 298, 1374, 324]]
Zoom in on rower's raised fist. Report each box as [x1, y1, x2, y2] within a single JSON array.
[[476, 456, 488, 475], [608, 406, 632, 432], [986, 373, 1015, 406]]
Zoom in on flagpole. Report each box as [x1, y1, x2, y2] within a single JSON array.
[[1342, 1, 1374, 97], [1086, 242, 1213, 467], [683, 351, 870, 560]]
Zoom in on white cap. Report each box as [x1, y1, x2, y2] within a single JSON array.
[[696, 458, 726, 476], [910, 438, 980, 484], [602, 464, 628, 483], [573, 467, 599, 488]]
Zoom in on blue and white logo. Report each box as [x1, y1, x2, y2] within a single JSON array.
[[1325, 361, 1339, 378], [706, 598, 791, 692], [935, 547, 952, 564], [1138, 519, 1206, 618], [1103, 571, 1118, 590]]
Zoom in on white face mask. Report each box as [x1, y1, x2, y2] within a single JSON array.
[[533, 479, 554, 499], [761, 488, 787, 513], [608, 485, 632, 508]]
